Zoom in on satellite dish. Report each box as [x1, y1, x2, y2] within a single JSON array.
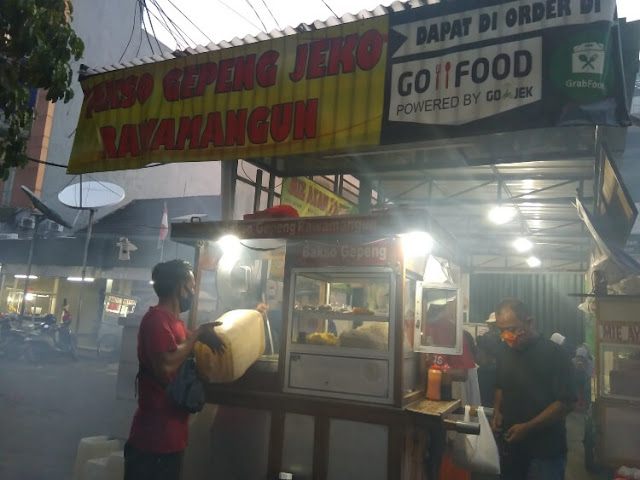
[[21, 186, 72, 229], [58, 181, 125, 209]]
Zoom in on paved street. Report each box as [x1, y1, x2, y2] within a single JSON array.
[[0, 353, 118, 480], [0, 352, 609, 480]]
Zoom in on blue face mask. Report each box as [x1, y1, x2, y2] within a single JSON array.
[[179, 285, 194, 313]]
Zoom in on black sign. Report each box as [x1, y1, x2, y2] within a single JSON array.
[[382, 0, 628, 144]]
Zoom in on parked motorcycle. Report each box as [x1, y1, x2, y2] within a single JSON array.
[[0, 313, 33, 360], [24, 314, 78, 363]]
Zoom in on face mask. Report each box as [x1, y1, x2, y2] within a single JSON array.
[[179, 286, 194, 313], [501, 329, 539, 350], [501, 330, 517, 348]]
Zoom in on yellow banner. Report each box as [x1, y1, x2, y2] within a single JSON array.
[[68, 17, 388, 174], [281, 177, 356, 217]]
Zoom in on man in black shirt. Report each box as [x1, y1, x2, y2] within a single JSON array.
[[492, 299, 576, 480]]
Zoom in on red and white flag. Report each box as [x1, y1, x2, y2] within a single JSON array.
[[158, 202, 168, 248]]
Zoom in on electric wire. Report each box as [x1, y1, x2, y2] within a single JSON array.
[[142, 3, 184, 49], [320, 0, 338, 18], [141, 0, 164, 52], [245, 0, 268, 31], [165, 0, 214, 44], [135, 2, 144, 57], [119, 0, 139, 62], [144, 0, 187, 49], [149, 0, 196, 47], [260, 0, 281, 30], [138, 1, 157, 55], [214, 0, 262, 31]]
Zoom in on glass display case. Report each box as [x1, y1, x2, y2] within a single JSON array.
[[414, 285, 462, 355], [592, 296, 640, 468], [284, 267, 397, 404], [597, 298, 640, 400], [599, 344, 640, 398]]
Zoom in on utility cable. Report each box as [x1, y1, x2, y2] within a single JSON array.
[[146, 0, 186, 49], [214, 0, 261, 31], [143, 2, 184, 49], [260, 0, 281, 29], [245, 0, 268, 31], [139, 0, 164, 52], [320, 0, 338, 18], [135, 1, 144, 57], [119, 0, 139, 62], [165, 0, 214, 44], [138, 1, 156, 55], [149, 0, 196, 47]]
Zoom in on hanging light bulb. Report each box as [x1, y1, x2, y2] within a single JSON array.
[[400, 232, 433, 257], [527, 256, 541, 268], [488, 205, 517, 225], [513, 237, 533, 253]]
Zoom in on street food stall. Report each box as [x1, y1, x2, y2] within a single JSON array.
[[589, 295, 640, 470], [172, 208, 476, 479], [573, 197, 640, 472], [64, 0, 640, 478]]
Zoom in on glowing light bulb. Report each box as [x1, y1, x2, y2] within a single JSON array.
[[513, 238, 533, 253], [488, 205, 516, 225], [527, 256, 541, 268], [400, 232, 433, 257]]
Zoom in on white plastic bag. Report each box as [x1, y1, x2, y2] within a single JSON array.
[[450, 406, 500, 474]]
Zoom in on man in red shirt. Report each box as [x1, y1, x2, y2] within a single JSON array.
[[124, 259, 221, 480]]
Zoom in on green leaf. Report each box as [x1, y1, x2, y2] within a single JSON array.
[[0, 0, 85, 173]]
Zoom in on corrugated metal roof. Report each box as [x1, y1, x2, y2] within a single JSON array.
[[81, 0, 436, 77]]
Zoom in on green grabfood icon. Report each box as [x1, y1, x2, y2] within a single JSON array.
[[550, 30, 613, 103]]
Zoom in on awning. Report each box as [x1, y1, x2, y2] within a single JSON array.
[[67, 0, 637, 175]]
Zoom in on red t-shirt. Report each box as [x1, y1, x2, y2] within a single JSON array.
[[128, 306, 190, 453]]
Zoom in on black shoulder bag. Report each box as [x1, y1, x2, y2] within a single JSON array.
[[136, 353, 205, 414]]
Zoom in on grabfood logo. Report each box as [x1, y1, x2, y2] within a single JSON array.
[[572, 43, 605, 74], [551, 31, 612, 102]]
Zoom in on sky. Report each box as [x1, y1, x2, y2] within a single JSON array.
[[149, 0, 386, 49], [148, 0, 640, 50]]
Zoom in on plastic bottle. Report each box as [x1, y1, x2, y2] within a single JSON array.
[[440, 362, 452, 401], [426, 363, 442, 401]]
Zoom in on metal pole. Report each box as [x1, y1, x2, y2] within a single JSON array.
[[253, 169, 263, 213], [74, 208, 95, 335], [20, 217, 42, 317], [221, 160, 238, 221]]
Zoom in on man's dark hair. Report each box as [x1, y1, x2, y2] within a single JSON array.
[[495, 298, 531, 321], [151, 260, 192, 299]]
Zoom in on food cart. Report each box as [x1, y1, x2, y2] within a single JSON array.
[[594, 296, 640, 469], [172, 208, 477, 479], [581, 295, 640, 471]]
